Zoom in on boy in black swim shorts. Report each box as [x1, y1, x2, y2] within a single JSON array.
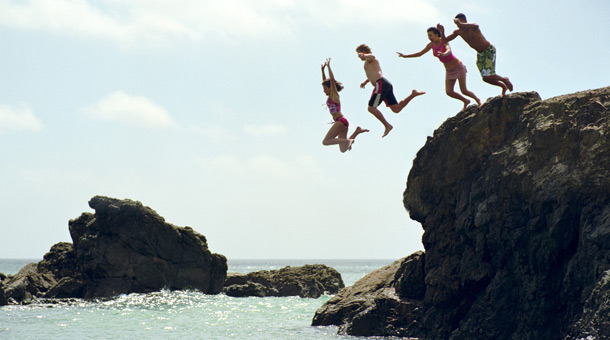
[[356, 44, 425, 137]]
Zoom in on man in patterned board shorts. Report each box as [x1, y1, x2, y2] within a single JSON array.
[[356, 44, 425, 138], [441, 13, 513, 96]]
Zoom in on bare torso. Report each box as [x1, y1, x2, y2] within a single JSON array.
[[364, 58, 384, 85], [456, 26, 490, 53]]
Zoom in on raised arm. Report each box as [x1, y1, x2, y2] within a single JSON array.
[[321, 64, 327, 82], [321, 61, 327, 82], [325, 58, 340, 101], [454, 18, 479, 30], [437, 23, 458, 42], [397, 44, 432, 58], [325, 58, 336, 82]]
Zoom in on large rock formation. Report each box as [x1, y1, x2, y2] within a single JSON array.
[[312, 87, 610, 339], [223, 264, 344, 298], [312, 252, 425, 335], [1, 196, 227, 304]]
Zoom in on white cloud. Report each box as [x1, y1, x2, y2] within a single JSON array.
[[0, 0, 198, 47], [0, 0, 440, 46], [85, 91, 177, 128], [243, 124, 288, 137], [0, 104, 44, 132]]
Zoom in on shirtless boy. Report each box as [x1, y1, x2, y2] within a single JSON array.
[[440, 13, 513, 96], [356, 44, 425, 137]]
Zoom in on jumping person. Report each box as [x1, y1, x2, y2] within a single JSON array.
[[356, 44, 425, 137], [397, 27, 482, 112], [321, 58, 368, 152], [439, 13, 513, 96]]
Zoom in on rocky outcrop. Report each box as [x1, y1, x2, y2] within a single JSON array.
[[224, 264, 344, 298], [312, 252, 424, 335], [312, 87, 610, 339], [1, 196, 227, 304]]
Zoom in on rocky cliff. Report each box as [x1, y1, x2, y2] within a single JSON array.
[[313, 87, 610, 340], [1, 196, 227, 303]]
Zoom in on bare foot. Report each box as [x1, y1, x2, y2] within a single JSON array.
[[411, 89, 426, 97], [347, 139, 355, 151], [382, 125, 393, 138], [475, 98, 483, 108], [504, 77, 513, 92], [354, 126, 370, 136], [461, 99, 471, 112]]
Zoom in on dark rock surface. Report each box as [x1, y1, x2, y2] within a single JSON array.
[[224, 264, 344, 298], [312, 87, 610, 339], [312, 252, 424, 336], [1, 196, 227, 304]]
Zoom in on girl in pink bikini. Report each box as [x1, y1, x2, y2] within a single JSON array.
[[321, 58, 368, 153], [397, 27, 482, 112]]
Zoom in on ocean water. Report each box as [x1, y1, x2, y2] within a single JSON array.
[[1, 259, 403, 340]]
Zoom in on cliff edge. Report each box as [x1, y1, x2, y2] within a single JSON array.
[[313, 87, 610, 340]]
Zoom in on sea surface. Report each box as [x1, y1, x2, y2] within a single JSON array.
[[0, 259, 403, 340]]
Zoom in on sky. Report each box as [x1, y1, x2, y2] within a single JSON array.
[[1, 0, 609, 260]]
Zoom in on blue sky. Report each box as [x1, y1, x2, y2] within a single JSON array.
[[1, 0, 609, 259]]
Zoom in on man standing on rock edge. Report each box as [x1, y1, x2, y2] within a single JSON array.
[[439, 13, 514, 97]]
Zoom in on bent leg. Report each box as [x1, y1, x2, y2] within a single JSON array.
[[482, 75, 510, 96], [390, 90, 426, 114], [323, 122, 351, 152], [368, 106, 393, 137]]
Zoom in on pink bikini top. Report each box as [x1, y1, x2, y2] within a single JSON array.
[[326, 96, 341, 114], [431, 42, 457, 64]]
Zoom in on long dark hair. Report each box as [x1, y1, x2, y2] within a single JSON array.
[[427, 27, 441, 37], [322, 79, 344, 92]]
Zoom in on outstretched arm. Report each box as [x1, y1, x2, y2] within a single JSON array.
[[437, 23, 458, 42], [444, 31, 459, 42], [397, 44, 432, 58], [358, 52, 376, 62]]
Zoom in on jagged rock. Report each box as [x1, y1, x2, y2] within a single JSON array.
[[565, 269, 610, 339], [37, 242, 78, 280], [2, 263, 57, 303], [223, 264, 344, 298], [1, 196, 228, 303], [312, 253, 424, 336], [313, 87, 610, 339]]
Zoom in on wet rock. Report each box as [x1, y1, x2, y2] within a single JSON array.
[[312, 253, 424, 337]]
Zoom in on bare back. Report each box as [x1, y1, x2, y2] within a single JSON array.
[[363, 56, 384, 85], [456, 25, 490, 53]]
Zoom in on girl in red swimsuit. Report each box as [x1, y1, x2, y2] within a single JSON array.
[[397, 27, 482, 112], [321, 58, 368, 153]]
